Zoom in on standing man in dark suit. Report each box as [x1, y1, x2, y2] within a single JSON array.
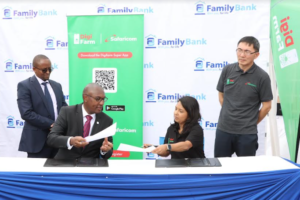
[[47, 83, 113, 159], [17, 54, 68, 158]]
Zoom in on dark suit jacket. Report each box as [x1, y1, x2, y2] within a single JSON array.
[[47, 104, 113, 159], [17, 75, 67, 153]]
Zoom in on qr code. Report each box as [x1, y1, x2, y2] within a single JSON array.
[[92, 68, 117, 93]]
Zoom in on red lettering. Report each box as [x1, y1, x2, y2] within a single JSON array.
[[80, 34, 93, 40], [283, 30, 292, 37], [280, 22, 289, 33], [280, 16, 294, 48], [280, 16, 289, 23], [285, 35, 294, 47]]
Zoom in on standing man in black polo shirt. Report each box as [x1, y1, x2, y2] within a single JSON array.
[[214, 36, 273, 157]]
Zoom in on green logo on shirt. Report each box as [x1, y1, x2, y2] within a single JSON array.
[[245, 82, 257, 87], [226, 79, 234, 85], [168, 138, 174, 143]]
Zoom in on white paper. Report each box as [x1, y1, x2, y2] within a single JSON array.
[[85, 123, 117, 142], [117, 143, 156, 153]]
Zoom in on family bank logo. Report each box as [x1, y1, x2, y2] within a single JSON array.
[[3, 6, 12, 19], [74, 34, 96, 45], [143, 120, 154, 127], [145, 34, 207, 49], [45, 36, 68, 50], [64, 94, 69, 104], [97, 4, 106, 13], [144, 62, 154, 69], [4, 59, 13, 72], [7, 116, 24, 129], [145, 89, 207, 103], [97, 4, 154, 14], [4, 59, 58, 73], [194, 1, 257, 15], [145, 35, 156, 49], [2, 6, 57, 20], [194, 57, 229, 72], [200, 118, 218, 130], [4, 59, 33, 72]]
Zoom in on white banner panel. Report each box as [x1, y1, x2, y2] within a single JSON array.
[[0, 0, 270, 159]]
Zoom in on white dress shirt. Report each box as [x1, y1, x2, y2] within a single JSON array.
[[35, 75, 58, 120], [67, 105, 107, 155]]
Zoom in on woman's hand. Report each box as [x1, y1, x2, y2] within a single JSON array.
[[152, 144, 170, 157]]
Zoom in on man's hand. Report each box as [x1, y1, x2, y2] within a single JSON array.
[[219, 92, 224, 106], [100, 137, 113, 152], [49, 123, 54, 130], [143, 144, 153, 148], [70, 136, 89, 148], [257, 101, 272, 124], [152, 144, 168, 155]]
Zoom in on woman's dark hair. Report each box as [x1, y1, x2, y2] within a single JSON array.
[[172, 96, 201, 134]]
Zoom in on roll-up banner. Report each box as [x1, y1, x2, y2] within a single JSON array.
[[67, 15, 144, 159], [270, 0, 300, 162]]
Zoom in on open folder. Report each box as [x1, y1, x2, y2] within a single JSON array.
[[155, 158, 222, 168]]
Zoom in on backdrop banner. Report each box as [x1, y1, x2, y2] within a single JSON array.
[[0, 0, 272, 160], [270, 0, 300, 162], [67, 15, 144, 159]]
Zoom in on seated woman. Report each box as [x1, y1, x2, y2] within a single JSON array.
[[145, 96, 205, 159]]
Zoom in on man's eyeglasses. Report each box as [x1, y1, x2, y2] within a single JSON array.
[[34, 66, 54, 73], [236, 48, 258, 56], [84, 94, 108, 102]]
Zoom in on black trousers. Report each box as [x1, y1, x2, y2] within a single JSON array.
[[214, 129, 258, 157]]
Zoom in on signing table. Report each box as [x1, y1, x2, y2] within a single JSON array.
[[0, 156, 300, 199]]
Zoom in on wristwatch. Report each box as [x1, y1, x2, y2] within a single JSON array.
[[167, 144, 172, 151]]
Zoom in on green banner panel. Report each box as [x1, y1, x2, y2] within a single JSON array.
[[270, 0, 300, 161], [67, 15, 144, 159]]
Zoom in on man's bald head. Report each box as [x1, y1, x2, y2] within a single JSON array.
[[83, 83, 104, 96], [33, 54, 51, 68], [82, 83, 105, 114]]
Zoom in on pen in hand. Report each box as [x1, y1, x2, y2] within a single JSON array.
[[142, 144, 158, 148]]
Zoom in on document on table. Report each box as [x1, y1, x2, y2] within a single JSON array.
[[85, 123, 117, 143], [117, 143, 156, 153]]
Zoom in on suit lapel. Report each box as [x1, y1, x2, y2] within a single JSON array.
[[49, 80, 60, 112], [31, 75, 52, 115], [75, 104, 84, 137], [75, 104, 85, 154], [91, 112, 104, 136]]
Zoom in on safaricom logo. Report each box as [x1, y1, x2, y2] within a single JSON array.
[[105, 34, 137, 42], [116, 128, 137, 133]]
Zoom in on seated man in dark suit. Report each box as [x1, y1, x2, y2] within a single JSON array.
[[17, 54, 67, 158], [47, 83, 113, 159]]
